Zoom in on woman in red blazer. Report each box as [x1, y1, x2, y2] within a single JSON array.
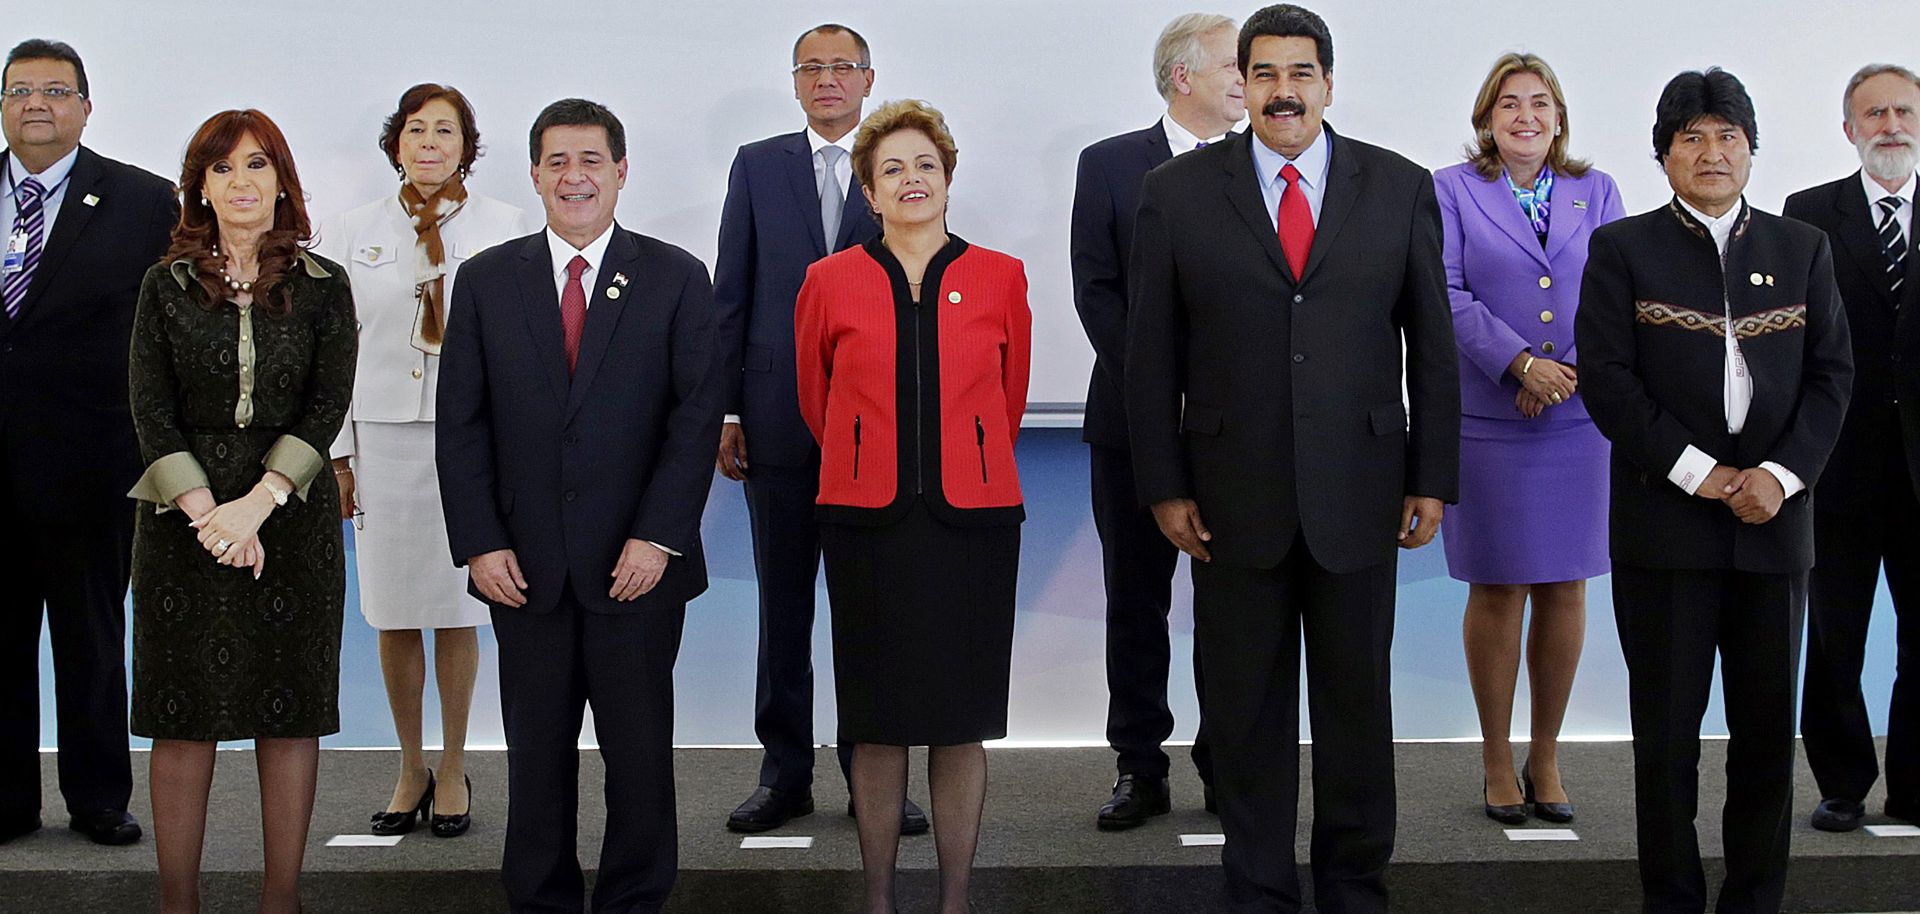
[[795, 99, 1030, 914]]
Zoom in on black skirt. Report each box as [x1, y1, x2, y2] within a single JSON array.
[[822, 499, 1019, 746]]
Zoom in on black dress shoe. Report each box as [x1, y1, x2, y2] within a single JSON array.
[[430, 775, 473, 838], [1484, 780, 1528, 826], [1811, 797, 1866, 832], [68, 810, 141, 846], [1203, 782, 1218, 815], [370, 770, 435, 836], [728, 786, 814, 833], [842, 797, 931, 836], [1097, 774, 1171, 831], [1521, 764, 1574, 824], [0, 814, 41, 845], [1887, 798, 1920, 824]]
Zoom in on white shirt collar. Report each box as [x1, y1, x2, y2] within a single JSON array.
[[1160, 113, 1227, 155], [546, 222, 617, 280], [806, 125, 856, 159], [1251, 126, 1331, 193], [1676, 195, 1742, 253], [4, 145, 80, 196], [1859, 167, 1916, 208]]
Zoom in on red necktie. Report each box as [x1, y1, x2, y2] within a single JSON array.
[[1277, 163, 1313, 281], [561, 255, 588, 373]]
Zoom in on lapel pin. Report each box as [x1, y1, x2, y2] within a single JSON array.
[[363, 245, 382, 262], [1572, 199, 1588, 210], [83, 194, 100, 207], [606, 286, 621, 300], [1766, 275, 1775, 286], [948, 290, 962, 304], [1749, 272, 1764, 286], [612, 272, 629, 287]]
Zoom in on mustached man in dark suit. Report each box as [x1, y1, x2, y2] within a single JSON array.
[[712, 24, 928, 837], [436, 98, 722, 914], [1783, 62, 1920, 833], [0, 38, 176, 848], [1576, 69, 1852, 914], [1125, 6, 1459, 910], [1070, 10, 1241, 830]]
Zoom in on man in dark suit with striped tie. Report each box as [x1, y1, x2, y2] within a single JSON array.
[[0, 38, 176, 848], [1069, 11, 1242, 830], [1784, 62, 1920, 833], [711, 23, 928, 835]]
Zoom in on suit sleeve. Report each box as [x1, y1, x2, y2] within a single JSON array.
[[1558, 173, 1628, 369], [1124, 170, 1190, 506], [1436, 173, 1529, 385], [1765, 235, 1854, 484], [711, 148, 755, 417], [261, 272, 358, 499], [1004, 262, 1033, 441], [313, 216, 357, 461], [125, 268, 210, 511], [1575, 229, 1701, 476], [630, 261, 724, 552], [1398, 175, 1462, 503], [794, 264, 830, 445], [1070, 147, 1129, 394], [434, 270, 509, 566]]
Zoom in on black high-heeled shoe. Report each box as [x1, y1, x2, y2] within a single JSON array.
[[1522, 758, 1574, 824], [431, 775, 473, 838], [370, 770, 435, 836], [1484, 778, 1528, 825]]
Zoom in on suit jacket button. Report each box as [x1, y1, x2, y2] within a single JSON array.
[[1540, 310, 1554, 324], [1292, 353, 1306, 363], [1293, 294, 1304, 303], [1538, 276, 1552, 289], [564, 490, 577, 502], [411, 368, 423, 379], [1541, 341, 1556, 354]]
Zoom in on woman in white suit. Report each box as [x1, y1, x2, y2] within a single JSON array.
[[321, 83, 527, 838]]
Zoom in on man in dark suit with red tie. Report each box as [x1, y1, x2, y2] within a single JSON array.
[[0, 38, 175, 848], [1784, 63, 1920, 833], [1125, 6, 1458, 911], [436, 98, 722, 914], [712, 24, 928, 836], [1070, 11, 1242, 830]]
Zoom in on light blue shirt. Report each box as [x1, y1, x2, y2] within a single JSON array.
[[1250, 127, 1330, 230], [2, 147, 80, 243]]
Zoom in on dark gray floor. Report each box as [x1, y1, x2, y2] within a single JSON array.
[[2, 741, 1915, 912]]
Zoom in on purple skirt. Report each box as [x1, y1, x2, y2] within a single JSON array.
[[1442, 415, 1610, 585]]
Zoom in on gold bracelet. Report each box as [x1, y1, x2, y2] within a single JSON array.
[[1521, 355, 1536, 377]]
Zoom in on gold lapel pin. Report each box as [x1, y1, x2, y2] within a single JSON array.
[[1748, 272, 1764, 286], [83, 194, 100, 207], [948, 290, 962, 304], [1765, 275, 1775, 286], [607, 287, 621, 300]]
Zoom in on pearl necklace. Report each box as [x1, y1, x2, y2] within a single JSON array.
[[210, 245, 255, 293]]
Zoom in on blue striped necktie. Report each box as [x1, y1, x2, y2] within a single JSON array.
[[3, 177, 46, 319]]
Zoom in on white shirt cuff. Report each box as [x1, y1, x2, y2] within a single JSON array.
[[723, 414, 741, 425], [1668, 445, 1719, 495], [646, 540, 683, 558], [1758, 461, 1806, 499]]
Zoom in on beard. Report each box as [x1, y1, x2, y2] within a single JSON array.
[[1857, 129, 1920, 183]]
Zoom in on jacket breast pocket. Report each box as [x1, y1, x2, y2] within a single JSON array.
[[354, 241, 401, 270], [1369, 403, 1408, 435], [1181, 402, 1224, 437]]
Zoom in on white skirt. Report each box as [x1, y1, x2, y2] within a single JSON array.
[[350, 421, 489, 630]]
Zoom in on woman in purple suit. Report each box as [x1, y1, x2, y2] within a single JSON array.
[[1435, 53, 1624, 826]]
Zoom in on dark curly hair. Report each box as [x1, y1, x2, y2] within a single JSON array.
[[378, 83, 482, 178]]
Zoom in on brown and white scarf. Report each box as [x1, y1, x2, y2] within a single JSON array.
[[399, 177, 469, 354]]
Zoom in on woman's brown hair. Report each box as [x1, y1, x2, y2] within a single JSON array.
[[378, 83, 482, 178], [1465, 53, 1591, 181], [163, 109, 314, 314]]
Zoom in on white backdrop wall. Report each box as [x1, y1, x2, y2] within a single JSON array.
[[31, 0, 1918, 405]]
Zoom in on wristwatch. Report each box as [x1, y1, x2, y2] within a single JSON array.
[[261, 478, 291, 506]]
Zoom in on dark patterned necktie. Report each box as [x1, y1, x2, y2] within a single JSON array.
[[1877, 196, 1906, 296], [3, 177, 45, 319]]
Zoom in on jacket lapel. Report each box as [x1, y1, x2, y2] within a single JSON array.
[[1298, 127, 1360, 286], [1462, 165, 1550, 269], [564, 227, 637, 421], [786, 132, 828, 258], [1542, 171, 1594, 264], [1834, 171, 1899, 306], [833, 174, 874, 251], [1222, 131, 1296, 283], [11, 146, 106, 323], [515, 234, 570, 410], [1144, 120, 1173, 170]]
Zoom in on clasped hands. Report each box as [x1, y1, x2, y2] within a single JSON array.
[[1150, 495, 1443, 562], [1511, 353, 1577, 420], [177, 474, 292, 579], [468, 538, 669, 607], [1694, 464, 1785, 524]]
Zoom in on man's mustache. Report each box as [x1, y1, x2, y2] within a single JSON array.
[[1263, 98, 1306, 118]]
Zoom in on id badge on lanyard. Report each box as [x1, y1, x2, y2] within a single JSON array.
[[2, 230, 25, 275]]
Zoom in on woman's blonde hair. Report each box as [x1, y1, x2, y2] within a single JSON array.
[[852, 99, 958, 200], [1465, 52, 1590, 180]]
